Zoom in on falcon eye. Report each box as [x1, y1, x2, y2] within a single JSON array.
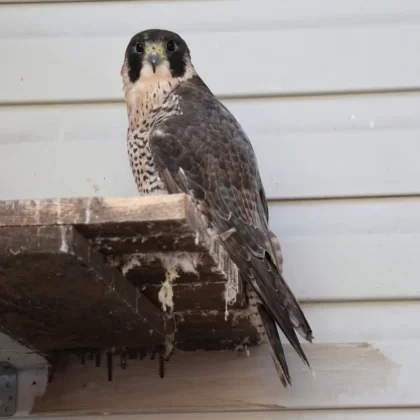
[[166, 40, 176, 52], [135, 42, 144, 54]]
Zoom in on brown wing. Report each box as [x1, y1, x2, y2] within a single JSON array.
[[149, 76, 313, 376]]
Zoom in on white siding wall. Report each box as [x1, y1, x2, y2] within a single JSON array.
[[1, 0, 420, 418]]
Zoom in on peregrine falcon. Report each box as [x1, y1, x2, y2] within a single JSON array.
[[121, 29, 313, 386]]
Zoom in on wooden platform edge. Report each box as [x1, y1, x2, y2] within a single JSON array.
[[0, 194, 189, 227], [0, 225, 169, 354]]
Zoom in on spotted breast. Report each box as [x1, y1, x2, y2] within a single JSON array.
[[126, 80, 182, 195]]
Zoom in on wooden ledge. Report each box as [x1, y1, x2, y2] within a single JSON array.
[[0, 195, 258, 360]]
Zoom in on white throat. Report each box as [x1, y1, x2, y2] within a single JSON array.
[[122, 59, 196, 125]]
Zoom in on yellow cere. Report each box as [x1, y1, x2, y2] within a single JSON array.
[[145, 43, 167, 59]]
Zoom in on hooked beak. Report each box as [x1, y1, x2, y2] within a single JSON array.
[[148, 50, 162, 73]]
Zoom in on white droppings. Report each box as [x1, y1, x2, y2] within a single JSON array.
[[158, 267, 179, 312], [187, 282, 204, 289], [199, 309, 220, 317], [205, 226, 240, 321], [223, 258, 239, 321], [125, 252, 200, 276], [369, 121, 375, 129], [122, 256, 142, 276], [231, 308, 251, 325], [234, 337, 251, 355], [55, 198, 62, 224], [160, 252, 199, 275], [59, 225, 68, 253], [85, 197, 92, 224]]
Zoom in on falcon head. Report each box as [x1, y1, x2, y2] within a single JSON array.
[[121, 29, 194, 87]]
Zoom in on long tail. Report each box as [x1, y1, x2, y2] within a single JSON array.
[[258, 303, 291, 387]]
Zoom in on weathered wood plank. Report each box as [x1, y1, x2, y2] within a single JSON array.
[[0, 225, 167, 353], [29, 301, 420, 413], [31, 341, 420, 413], [0, 195, 254, 353], [0, 195, 188, 227]]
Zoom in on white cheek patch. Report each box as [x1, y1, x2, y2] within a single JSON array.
[[140, 61, 172, 80]]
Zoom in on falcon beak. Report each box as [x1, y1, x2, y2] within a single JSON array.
[[148, 50, 162, 73]]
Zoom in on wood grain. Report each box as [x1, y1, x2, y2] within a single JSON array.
[[0, 195, 188, 227], [0, 195, 256, 354], [32, 340, 420, 413], [0, 225, 167, 353], [30, 300, 420, 413]]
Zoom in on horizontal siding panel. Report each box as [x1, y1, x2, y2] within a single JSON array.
[[0, 2, 419, 102], [2, 0, 420, 25], [1, 93, 419, 200], [22, 410, 420, 420], [269, 198, 420, 301], [298, 301, 420, 343], [28, 302, 420, 410]]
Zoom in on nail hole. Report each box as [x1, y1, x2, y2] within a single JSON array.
[[32, 381, 37, 386]]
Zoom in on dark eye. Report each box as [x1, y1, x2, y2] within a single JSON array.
[[166, 40, 176, 52], [135, 42, 144, 54]]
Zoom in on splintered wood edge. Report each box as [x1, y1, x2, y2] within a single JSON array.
[[0, 225, 168, 345], [0, 194, 189, 227]]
